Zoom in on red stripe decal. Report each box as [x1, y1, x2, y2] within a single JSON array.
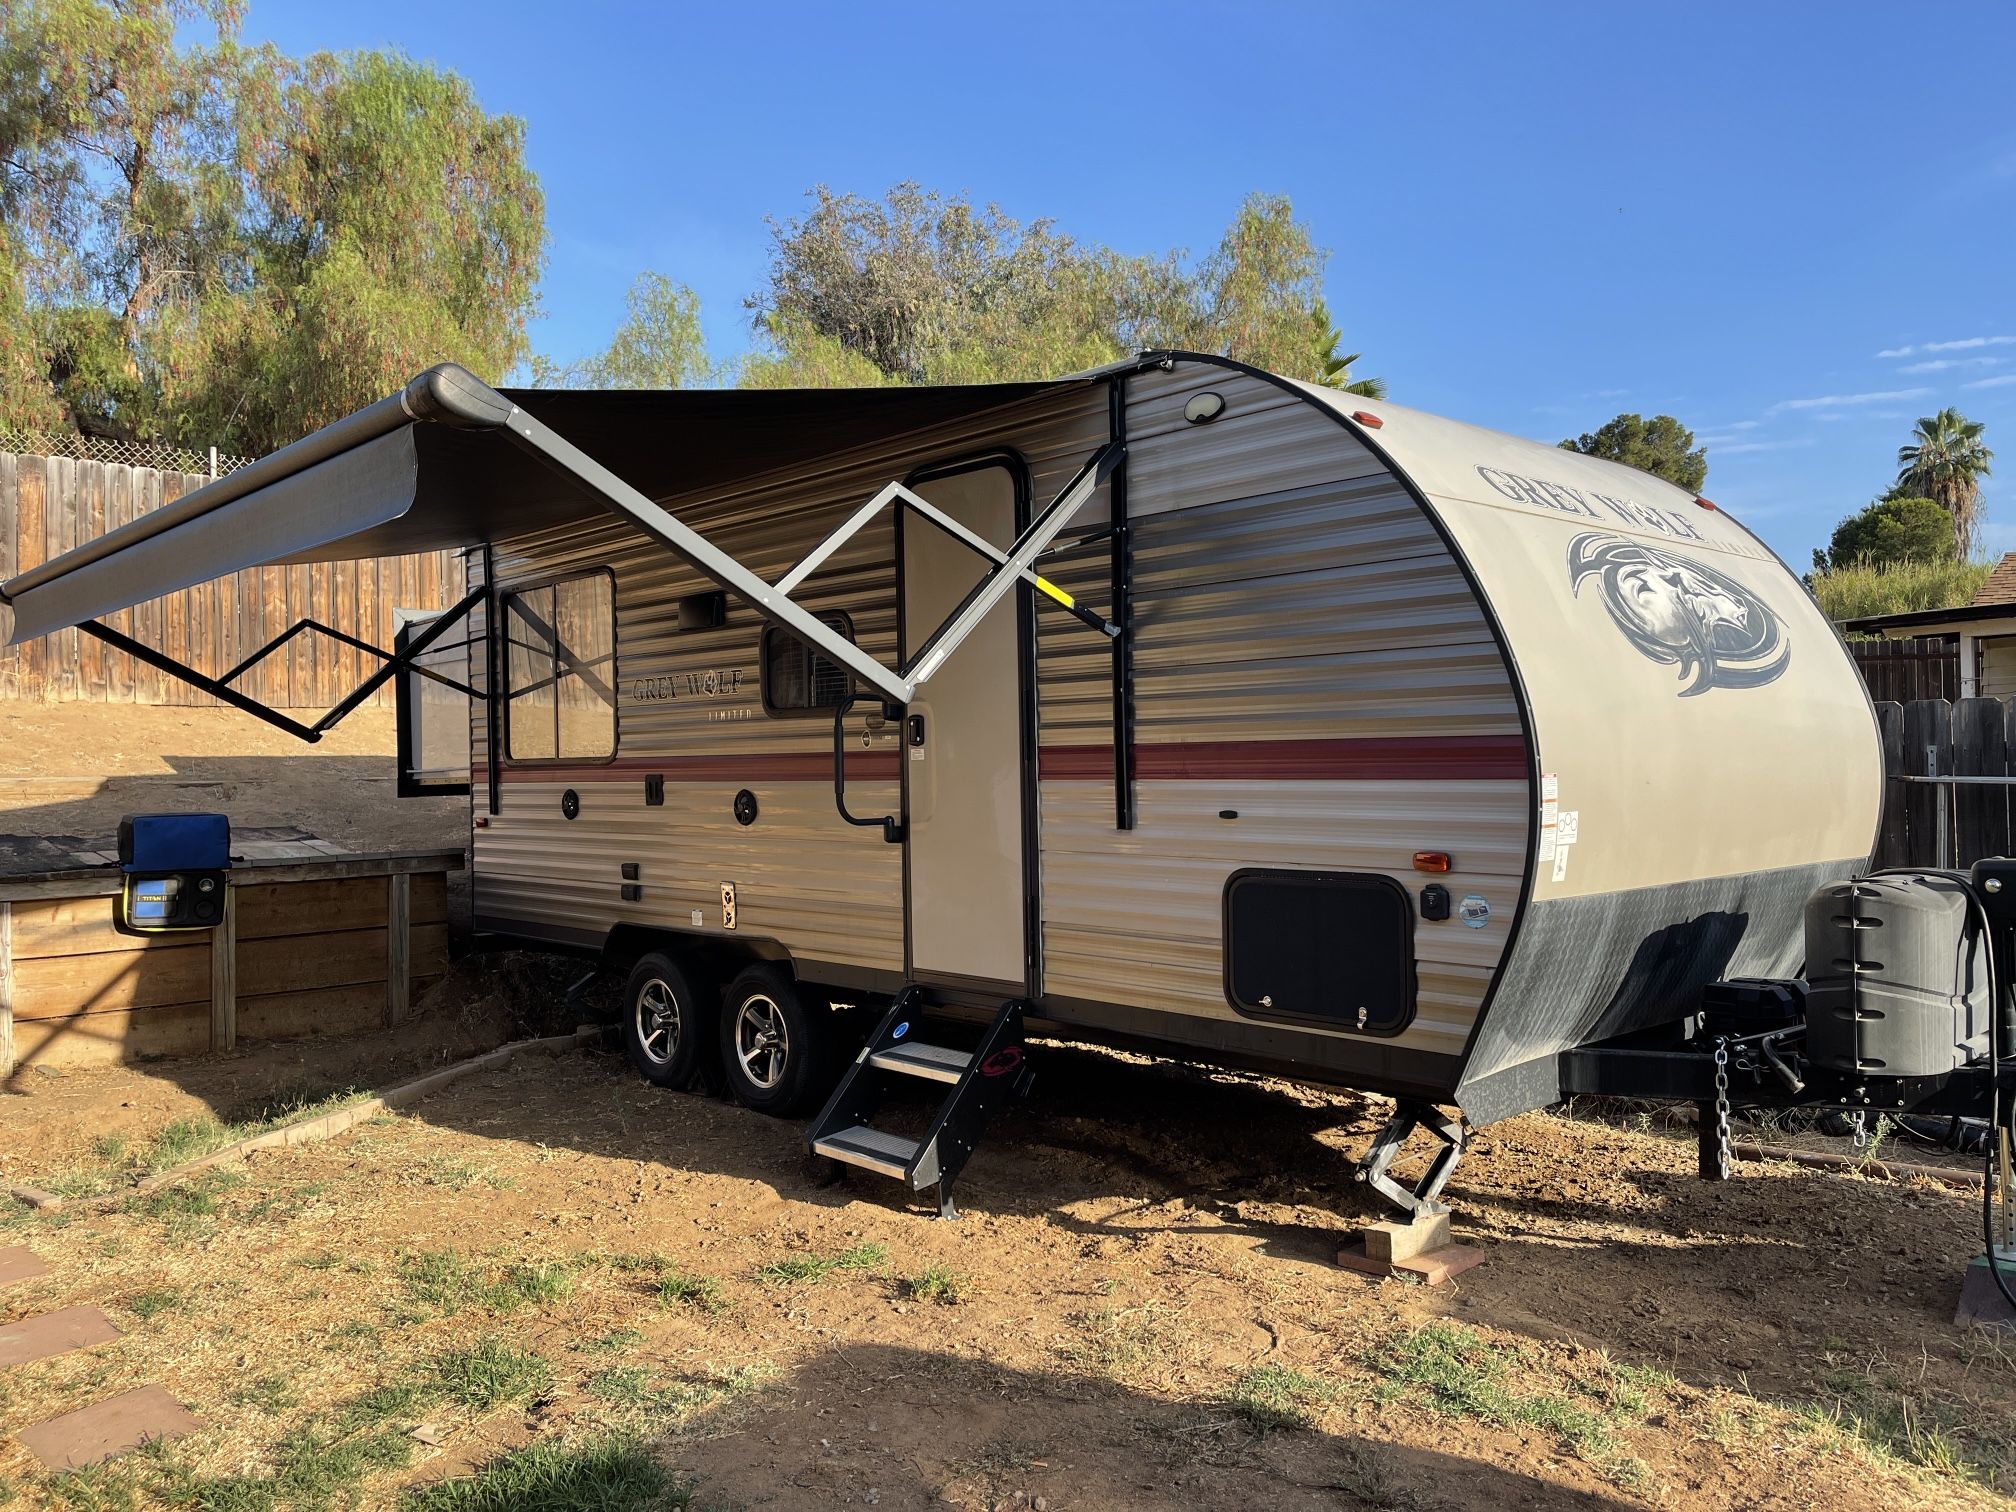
[[1040, 735, 1529, 782], [492, 735, 1527, 785]]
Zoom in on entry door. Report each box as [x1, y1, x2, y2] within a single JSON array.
[[902, 460, 1030, 989]]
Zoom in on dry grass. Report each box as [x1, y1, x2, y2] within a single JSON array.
[[0, 1043, 2009, 1510]]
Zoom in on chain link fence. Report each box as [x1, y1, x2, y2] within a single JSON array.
[[0, 427, 251, 478]]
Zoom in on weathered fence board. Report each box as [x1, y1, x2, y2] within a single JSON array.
[[1874, 695, 2016, 869], [1850, 636, 1960, 703], [0, 451, 456, 709]]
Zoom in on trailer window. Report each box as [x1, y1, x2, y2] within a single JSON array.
[[395, 605, 474, 797], [762, 612, 854, 716], [503, 573, 616, 761]]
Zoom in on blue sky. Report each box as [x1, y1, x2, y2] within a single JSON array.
[[237, 0, 2016, 569]]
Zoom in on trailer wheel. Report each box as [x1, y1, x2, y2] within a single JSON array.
[[718, 963, 832, 1116], [621, 953, 713, 1090]]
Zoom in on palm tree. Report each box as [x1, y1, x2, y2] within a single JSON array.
[[1897, 407, 1993, 557], [1309, 299, 1387, 398]]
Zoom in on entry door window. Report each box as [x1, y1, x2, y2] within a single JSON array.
[[503, 573, 616, 761]]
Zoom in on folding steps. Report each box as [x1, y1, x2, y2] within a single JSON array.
[[807, 990, 1031, 1218]]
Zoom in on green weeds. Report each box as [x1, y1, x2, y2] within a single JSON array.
[[752, 1241, 886, 1286]]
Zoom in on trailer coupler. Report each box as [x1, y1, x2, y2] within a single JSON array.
[[1355, 1101, 1466, 1218]]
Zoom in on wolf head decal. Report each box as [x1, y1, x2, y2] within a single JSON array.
[[1567, 533, 1789, 696]]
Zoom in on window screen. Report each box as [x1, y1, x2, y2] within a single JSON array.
[[503, 573, 616, 761], [762, 613, 854, 716]]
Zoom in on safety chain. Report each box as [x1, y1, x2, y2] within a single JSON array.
[[1849, 1110, 1869, 1150], [1712, 1036, 1733, 1180]]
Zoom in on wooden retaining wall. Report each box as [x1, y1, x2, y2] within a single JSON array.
[[0, 863, 452, 1073], [0, 451, 458, 708]]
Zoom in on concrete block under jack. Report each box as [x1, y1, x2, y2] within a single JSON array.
[[1956, 1250, 2016, 1331], [1361, 1212, 1451, 1264]]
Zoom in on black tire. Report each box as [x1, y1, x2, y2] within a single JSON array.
[[717, 963, 834, 1116], [621, 952, 713, 1089]]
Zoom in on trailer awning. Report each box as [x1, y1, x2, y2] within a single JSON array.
[[0, 365, 1073, 647]]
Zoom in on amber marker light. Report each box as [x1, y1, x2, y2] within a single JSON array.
[[1412, 851, 1452, 873]]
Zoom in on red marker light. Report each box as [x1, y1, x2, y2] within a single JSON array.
[[1353, 411, 1385, 429], [1412, 851, 1453, 874], [1696, 496, 1718, 511]]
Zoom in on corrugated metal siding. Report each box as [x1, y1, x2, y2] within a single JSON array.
[[466, 362, 1530, 1072], [471, 385, 1110, 967], [1030, 369, 1528, 1059]]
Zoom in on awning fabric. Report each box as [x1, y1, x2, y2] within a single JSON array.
[[0, 365, 1072, 646]]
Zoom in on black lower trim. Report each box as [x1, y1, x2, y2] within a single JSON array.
[[1455, 856, 1863, 1122]]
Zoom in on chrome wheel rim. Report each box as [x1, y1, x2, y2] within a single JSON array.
[[634, 978, 680, 1067], [735, 993, 789, 1090]]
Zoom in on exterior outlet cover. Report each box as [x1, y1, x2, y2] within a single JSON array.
[[721, 881, 737, 930]]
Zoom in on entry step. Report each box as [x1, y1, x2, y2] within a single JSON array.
[[867, 1041, 972, 1084], [813, 1124, 920, 1179]]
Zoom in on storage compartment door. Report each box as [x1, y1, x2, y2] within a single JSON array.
[[1223, 870, 1416, 1035]]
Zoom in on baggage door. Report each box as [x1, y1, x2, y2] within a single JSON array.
[[901, 457, 1033, 991]]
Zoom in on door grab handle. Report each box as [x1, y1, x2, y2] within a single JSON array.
[[833, 693, 905, 843]]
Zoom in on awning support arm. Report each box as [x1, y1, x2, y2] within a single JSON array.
[[499, 400, 1123, 706], [74, 580, 490, 744]]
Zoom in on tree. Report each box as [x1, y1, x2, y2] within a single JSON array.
[[534, 272, 711, 389], [0, 0, 251, 436], [1897, 407, 1993, 559], [741, 183, 1379, 391], [1, 9, 545, 452], [1820, 495, 1957, 571], [1559, 413, 1707, 492]]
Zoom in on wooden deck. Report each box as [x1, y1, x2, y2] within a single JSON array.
[[0, 829, 462, 1072]]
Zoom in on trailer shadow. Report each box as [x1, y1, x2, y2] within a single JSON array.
[[663, 1338, 1638, 1511]]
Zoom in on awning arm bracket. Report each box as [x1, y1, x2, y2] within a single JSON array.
[[74, 580, 490, 745]]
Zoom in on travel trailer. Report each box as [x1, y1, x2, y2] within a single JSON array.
[[15, 351, 1992, 1227]]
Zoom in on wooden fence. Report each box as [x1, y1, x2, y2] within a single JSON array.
[[0, 451, 458, 709], [1871, 696, 2016, 869], [1850, 636, 1960, 703]]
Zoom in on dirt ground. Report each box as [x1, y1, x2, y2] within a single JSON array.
[[0, 708, 2010, 1508], [0, 703, 471, 923], [0, 1017, 2009, 1510]]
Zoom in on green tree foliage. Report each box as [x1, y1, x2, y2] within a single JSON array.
[[533, 272, 712, 389], [1896, 407, 1993, 559], [1818, 494, 1957, 571], [0, 2, 544, 452], [1558, 413, 1708, 492], [0, 0, 249, 435], [739, 183, 1380, 392]]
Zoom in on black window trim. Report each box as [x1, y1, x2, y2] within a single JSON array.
[[760, 609, 857, 719], [499, 567, 620, 766]]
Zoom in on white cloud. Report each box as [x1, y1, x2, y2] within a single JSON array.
[[1710, 438, 1816, 454], [1769, 388, 1931, 413], [1927, 336, 2016, 352], [1875, 336, 2016, 358], [1966, 374, 2016, 389], [1901, 357, 2003, 373]]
